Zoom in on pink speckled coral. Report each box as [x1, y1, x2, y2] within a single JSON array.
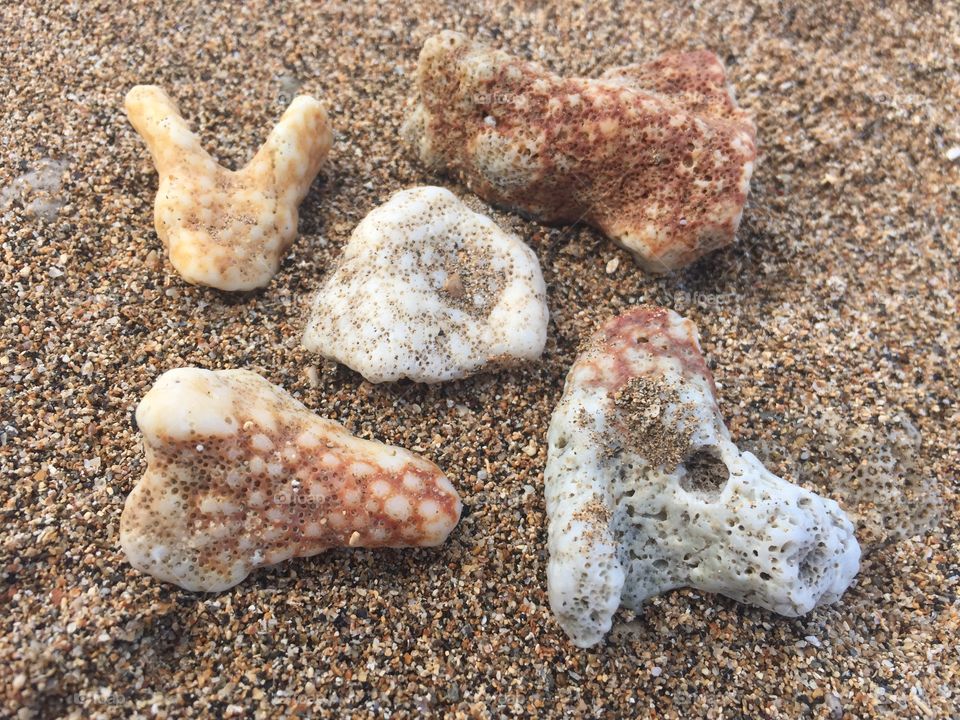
[[404, 32, 757, 273], [121, 368, 461, 591]]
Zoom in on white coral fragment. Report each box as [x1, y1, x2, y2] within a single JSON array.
[[545, 307, 860, 647], [124, 85, 332, 291], [404, 32, 757, 273], [121, 368, 461, 591], [303, 186, 548, 383]]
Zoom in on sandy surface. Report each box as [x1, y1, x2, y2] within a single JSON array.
[[1, 2, 958, 718]]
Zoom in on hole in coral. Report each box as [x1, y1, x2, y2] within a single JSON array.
[[798, 545, 826, 585], [678, 446, 729, 501]]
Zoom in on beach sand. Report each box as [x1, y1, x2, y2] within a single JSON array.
[[1, 1, 957, 717]]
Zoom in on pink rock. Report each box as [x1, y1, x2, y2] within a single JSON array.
[[404, 32, 757, 273], [121, 368, 461, 591]]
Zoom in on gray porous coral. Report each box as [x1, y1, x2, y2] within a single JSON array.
[[545, 307, 861, 647]]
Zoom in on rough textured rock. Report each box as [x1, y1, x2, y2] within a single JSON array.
[[125, 85, 332, 291], [403, 31, 757, 273], [121, 368, 461, 591], [303, 186, 548, 383], [545, 307, 860, 647]]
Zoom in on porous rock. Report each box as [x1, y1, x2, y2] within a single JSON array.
[[121, 367, 462, 591], [545, 307, 860, 647], [403, 32, 757, 273], [125, 85, 332, 290], [303, 186, 548, 383]]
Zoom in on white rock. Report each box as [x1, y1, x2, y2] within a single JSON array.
[[303, 186, 548, 383], [545, 306, 861, 647]]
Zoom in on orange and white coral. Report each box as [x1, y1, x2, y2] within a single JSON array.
[[403, 32, 757, 273], [125, 85, 332, 291], [120, 368, 461, 591]]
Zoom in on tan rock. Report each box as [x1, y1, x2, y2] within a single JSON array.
[[125, 85, 332, 290]]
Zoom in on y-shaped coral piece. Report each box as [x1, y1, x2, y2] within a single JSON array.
[[403, 32, 757, 273], [120, 368, 461, 591], [545, 307, 860, 646], [125, 85, 332, 290]]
